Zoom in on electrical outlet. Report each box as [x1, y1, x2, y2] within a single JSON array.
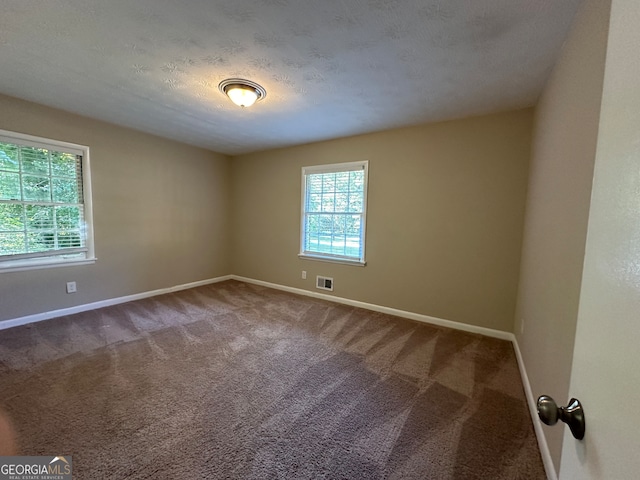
[[302, 270, 307, 279], [66, 281, 77, 294], [520, 318, 525, 334]]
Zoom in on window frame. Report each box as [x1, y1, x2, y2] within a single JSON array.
[[299, 160, 369, 266], [0, 129, 96, 273]]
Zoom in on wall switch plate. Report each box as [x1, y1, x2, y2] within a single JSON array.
[[302, 271, 307, 279], [66, 281, 77, 294]]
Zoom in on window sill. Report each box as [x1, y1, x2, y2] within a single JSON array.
[[0, 257, 97, 273], [298, 253, 366, 267]]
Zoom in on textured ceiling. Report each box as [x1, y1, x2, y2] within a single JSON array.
[[0, 0, 583, 155]]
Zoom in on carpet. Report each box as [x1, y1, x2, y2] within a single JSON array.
[[0, 280, 545, 479]]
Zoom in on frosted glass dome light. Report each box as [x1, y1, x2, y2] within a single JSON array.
[[219, 79, 266, 108]]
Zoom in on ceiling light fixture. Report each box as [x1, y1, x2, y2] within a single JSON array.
[[218, 78, 267, 108]]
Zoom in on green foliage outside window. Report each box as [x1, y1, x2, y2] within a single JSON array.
[[0, 142, 83, 257], [302, 165, 367, 261]]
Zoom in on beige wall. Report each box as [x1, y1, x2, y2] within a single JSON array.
[[514, 0, 611, 473], [0, 95, 232, 322], [232, 110, 532, 332]]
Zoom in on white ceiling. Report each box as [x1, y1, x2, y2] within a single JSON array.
[[0, 0, 583, 155]]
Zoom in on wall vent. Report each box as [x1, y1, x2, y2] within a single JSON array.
[[316, 276, 334, 291]]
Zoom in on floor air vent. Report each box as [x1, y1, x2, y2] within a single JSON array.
[[316, 276, 334, 291]]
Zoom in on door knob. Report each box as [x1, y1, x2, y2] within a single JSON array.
[[536, 395, 585, 440]]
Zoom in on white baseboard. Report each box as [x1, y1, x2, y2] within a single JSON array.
[[1, 274, 511, 340], [0, 275, 233, 331], [231, 275, 513, 341], [512, 337, 558, 480]]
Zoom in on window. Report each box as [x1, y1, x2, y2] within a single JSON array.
[[0, 129, 95, 272], [300, 161, 368, 265]]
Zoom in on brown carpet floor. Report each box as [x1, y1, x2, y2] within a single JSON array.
[[0, 280, 545, 479]]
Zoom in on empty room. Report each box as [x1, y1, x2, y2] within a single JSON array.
[[0, 0, 638, 479]]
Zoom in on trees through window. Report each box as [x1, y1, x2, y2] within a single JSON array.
[[0, 130, 94, 272], [300, 161, 368, 265]]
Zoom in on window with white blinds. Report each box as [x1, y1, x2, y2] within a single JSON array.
[[300, 161, 368, 265], [0, 129, 95, 272]]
